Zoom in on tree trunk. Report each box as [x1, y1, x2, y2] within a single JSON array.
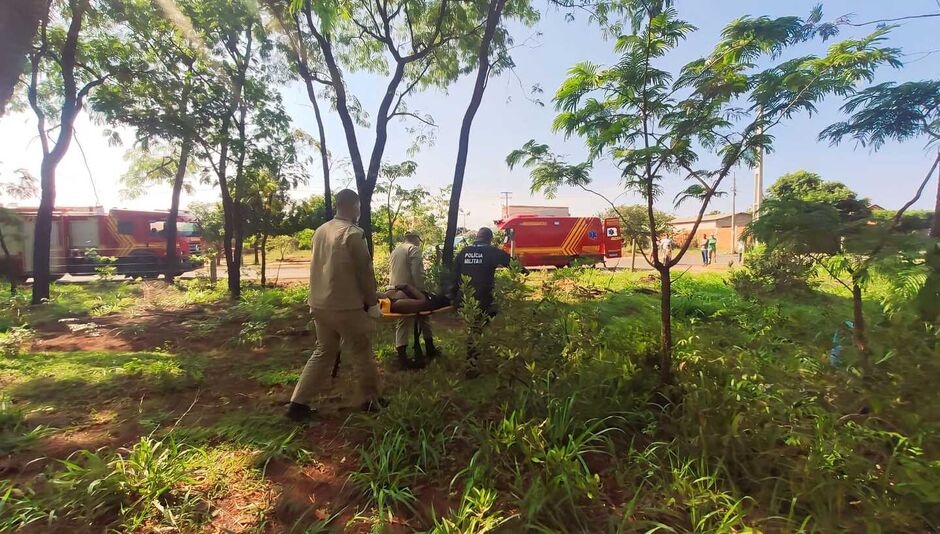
[[630, 239, 637, 272], [260, 233, 267, 287], [209, 254, 217, 283], [253, 243, 259, 265], [164, 135, 192, 284], [300, 73, 332, 220], [31, 161, 57, 303], [358, 188, 374, 253], [443, 0, 506, 266], [387, 209, 395, 253], [851, 281, 869, 371], [931, 168, 940, 238], [231, 228, 244, 297], [359, 63, 407, 253], [659, 266, 674, 387], [226, 100, 249, 300], [214, 24, 252, 301], [28, 0, 87, 305], [0, 0, 43, 115], [303, 7, 367, 224]]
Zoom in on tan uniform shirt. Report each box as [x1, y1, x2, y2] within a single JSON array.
[[389, 242, 424, 290], [308, 217, 378, 311]]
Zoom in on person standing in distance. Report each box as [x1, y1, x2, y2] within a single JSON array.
[[287, 189, 384, 421], [659, 234, 673, 263], [452, 227, 511, 379], [389, 231, 439, 369]]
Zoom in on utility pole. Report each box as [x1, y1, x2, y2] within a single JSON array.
[[500, 191, 512, 218], [753, 107, 764, 221], [730, 172, 737, 254]]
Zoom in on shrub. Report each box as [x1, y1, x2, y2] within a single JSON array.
[[266, 235, 296, 261], [293, 228, 315, 250], [730, 245, 817, 295]]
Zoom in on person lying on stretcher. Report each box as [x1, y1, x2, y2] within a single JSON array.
[[376, 284, 452, 315]]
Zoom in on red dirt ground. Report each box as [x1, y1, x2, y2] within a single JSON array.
[[3, 300, 462, 532]]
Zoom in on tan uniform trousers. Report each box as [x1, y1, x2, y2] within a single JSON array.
[[394, 315, 433, 348], [291, 308, 378, 406]]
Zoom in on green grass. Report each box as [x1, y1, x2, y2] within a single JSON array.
[[1, 350, 206, 406], [1, 270, 938, 532], [250, 367, 301, 386], [0, 283, 142, 332], [168, 412, 311, 468], [1, 435, 216, 531], [0, 394, 56, 453]]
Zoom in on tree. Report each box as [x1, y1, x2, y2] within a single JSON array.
[[262, 0, 334, 220], [769, 171, 872, 223], [118, 144, 198, 200], [441, 0, 538, 266], [183, 0, 285, 299], [285, 194, 329, 234], [188, 200, 223, 283], [749, 173, 875, 364], [373, 160, 427, 252], [509, 4, 899, 387], [92, 0, 215, 283], [820, 81, 940, 236], [25, 0, 119, 304], [287, 0, 509, 252], [602, 204, 673, 250], [243, 135, 306, 286]]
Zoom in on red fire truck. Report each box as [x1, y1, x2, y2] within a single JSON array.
[[497, 215, 623, 267], [0, 207, 203, 280]]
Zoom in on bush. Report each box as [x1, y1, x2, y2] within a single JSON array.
[[730, 245, 817, 295], [293, 228, 314, 250], [265, 235, 296, 261]]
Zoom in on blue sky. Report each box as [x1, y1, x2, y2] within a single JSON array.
[[1, 0, 938, 229]]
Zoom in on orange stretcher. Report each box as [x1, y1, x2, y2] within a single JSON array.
[[377, 298, 455, 317], [331, 301, 454, 378]]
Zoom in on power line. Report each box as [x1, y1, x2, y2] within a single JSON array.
[[843, 12, 940, 27], [71, 129, 101, 206]]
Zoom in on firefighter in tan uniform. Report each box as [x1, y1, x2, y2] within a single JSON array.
[[389, 231, 439, 369], [287, 189, 385, 421]]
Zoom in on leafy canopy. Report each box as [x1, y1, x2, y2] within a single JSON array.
[[820, 80, 940, 148], [511, 5, 900, 269]]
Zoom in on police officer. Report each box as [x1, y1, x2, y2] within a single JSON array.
[[452, 227, 511, 378], [389, 231, 438, 369], [287, 189, 384, 421]]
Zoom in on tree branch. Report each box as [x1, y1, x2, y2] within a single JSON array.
[[388, 111, 437, 127], [389, 60, 432, 118]]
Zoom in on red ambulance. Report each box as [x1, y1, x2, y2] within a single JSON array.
[[496, 215, 623, 267]]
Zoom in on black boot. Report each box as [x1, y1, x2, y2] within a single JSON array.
[[411, 342, 427, 369], [286, 402, 316, 422], [360, 397, 390, 413], [396, 346, 415, 370], [424, 337, 440, 360]]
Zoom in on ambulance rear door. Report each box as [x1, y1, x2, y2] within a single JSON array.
[[603, 217, 622, 258]]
